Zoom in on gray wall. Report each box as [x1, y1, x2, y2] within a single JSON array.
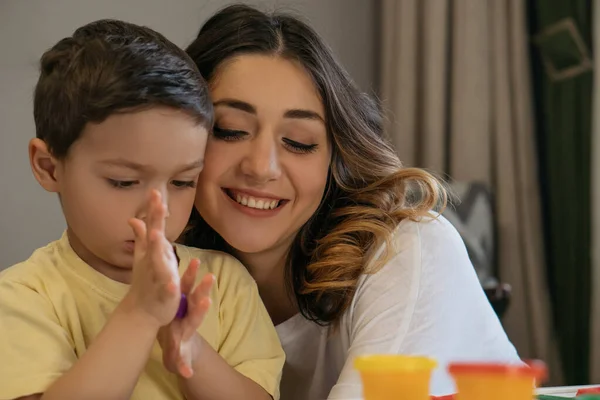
[[0, 0, 377, 269]]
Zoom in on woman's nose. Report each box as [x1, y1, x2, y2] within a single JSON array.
[[240, 135, 282, 183]]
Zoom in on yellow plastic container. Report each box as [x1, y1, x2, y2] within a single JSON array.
[[355, 355, 437, 400], [448, 360, 547, 400]]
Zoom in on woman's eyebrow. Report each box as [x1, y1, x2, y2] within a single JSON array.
[[213, 99, 256, 114], [214, 98, 324, 122]]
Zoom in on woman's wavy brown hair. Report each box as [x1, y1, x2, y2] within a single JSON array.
[[184, 4, 447, 325]]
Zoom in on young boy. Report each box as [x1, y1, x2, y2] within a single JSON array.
[[0, 19, 284, 400]]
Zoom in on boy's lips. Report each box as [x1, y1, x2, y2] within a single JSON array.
[[124, 240, 135, 253]]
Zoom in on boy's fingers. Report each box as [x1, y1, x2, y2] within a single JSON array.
[[181, 259, 200, 295], [148, 229, 177, 289], [160, 325, 181, 372], [197, 273, 215, 298], [160, 325, 192, 377], [127, 218, 147, 257], [178, 361, 193, 378], [147, 191, 178, 281], [145, 190, 157, 241], [128, 217, 144, 239], [178, 338, 194, 378], [148, 189, 167, 236], [182, 295, 211, 341]]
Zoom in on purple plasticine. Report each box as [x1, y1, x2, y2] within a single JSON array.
[[176, 294, 188, 319]]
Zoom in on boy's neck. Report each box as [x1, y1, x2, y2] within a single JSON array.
[[66, 228, 133, 284]]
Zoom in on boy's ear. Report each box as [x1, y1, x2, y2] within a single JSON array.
[[29, 138, 60, 193]]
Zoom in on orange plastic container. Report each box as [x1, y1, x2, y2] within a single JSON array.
[[355, 355, 437, 400], [448, 360, 546, 400]]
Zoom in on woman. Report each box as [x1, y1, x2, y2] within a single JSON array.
[[184, 4, 520, 399]]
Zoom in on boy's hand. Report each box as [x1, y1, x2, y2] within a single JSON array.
[[124, 189, 182, 327], [157, 263, 215, 378]]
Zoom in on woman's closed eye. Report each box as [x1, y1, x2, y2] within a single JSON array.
[[106, 179, 196, 190], [282, 138, 318, 154], [213, 126, 247, 141], [213, 125, 318, 154]]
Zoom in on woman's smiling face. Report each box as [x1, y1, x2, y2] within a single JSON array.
[[194, 54, 332, 255]]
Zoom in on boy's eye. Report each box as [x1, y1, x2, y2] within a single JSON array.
[[107, 179, 138, 189], [213, 126, 247, 141], [171, 180, 197, 188]]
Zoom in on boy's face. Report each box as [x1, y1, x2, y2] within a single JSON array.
[[36, 107, 207, 283]]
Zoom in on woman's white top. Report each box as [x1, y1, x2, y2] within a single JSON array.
[[275, 216, 520, 399]]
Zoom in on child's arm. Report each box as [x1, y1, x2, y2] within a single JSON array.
[[6, 296, 160, 400], [13, 190, 198, 400], [29, 191, 185, 399], [157, 255, 285, 400], [13, 307, 159, 400], [155, 280, 273, 399], [180, 335, 274, 400], [19, 336, 270, 400], [35, 190, 186, 400], [38, 298, 160, 400]]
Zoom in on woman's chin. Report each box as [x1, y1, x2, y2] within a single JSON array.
[[222, 228, 291, 257], [226, 237, 278, 255]]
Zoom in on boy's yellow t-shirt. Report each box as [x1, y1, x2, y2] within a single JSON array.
[[0, 233, 284, 400]]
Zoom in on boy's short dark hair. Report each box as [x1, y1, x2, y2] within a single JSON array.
[[34, 19, 213, 158]]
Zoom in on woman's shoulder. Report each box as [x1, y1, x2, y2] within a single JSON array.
[[369, 213, 467, 271], [339, 215, 518, 396], [349, 214, 477, 315], [393, 213, 465, 249], [346, 212, 505, 335]]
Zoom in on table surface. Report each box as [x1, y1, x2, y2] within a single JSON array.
[[536, 384, 600, 397]]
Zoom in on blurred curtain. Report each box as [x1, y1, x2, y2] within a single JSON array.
[[528, 0, 593, 385], [590, 0, 600, 385], [379, 0, 562, 384]]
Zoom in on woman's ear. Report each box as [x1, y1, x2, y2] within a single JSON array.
[[29, 138, 60, 193]]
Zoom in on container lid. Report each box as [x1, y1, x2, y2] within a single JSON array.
[[354, 355, 437, 372], [448, 360, 547, 380]]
